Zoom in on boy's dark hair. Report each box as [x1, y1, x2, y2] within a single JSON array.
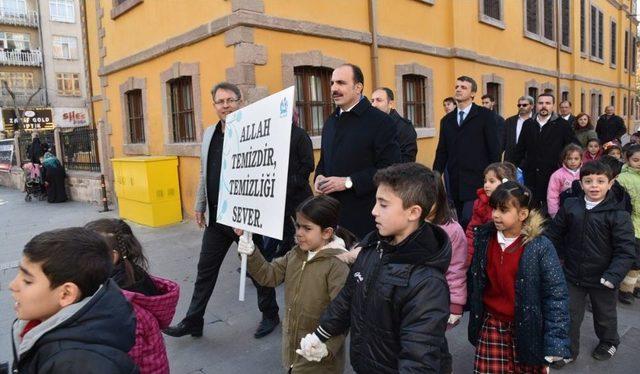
[[580, 160, 613, 181], [481, 94, 494, 102], [456, 76, 477, 92], [374, 163, 437, 221], [85, 219, 148, 290], [443, 96, 455, 105], [560, 143, 583, 163], [23, 228, 112, 298], [429, 171, 454, 225], [484, 162, 517, 181], [586, 138, 600, 147], [489, 181, 534, 212], [624, 143, 640, 159], [297, 195, 357, 249], [599, 155, 623, 177], [210, 82, 241, 100]]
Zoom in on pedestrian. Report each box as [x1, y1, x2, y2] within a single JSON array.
[[41, 152, 67, 203], [298, 163, 450, 372], [512, 93, 578, 214], [314, 63, 400, 239], [559, 100, 576, 126], [547, 144, 583, 218], [85, 219, 179, 374], [545, 161, 636, 366], [467, 182, 571, 373], [426, 172, 468, 374], [164, 82, 281, 339], [481, 94, 506, 153], [573, 113, 599, 147], [237, 195, 354, 373], [596, 106, 626, 144], [434, 76, 501, 229], [503, 96, 534, 163], [9, 228, 137, 373], [583, 138, 602, 164], [371, 87, 418, 163], [465, 162, 517, 265], [28, 131, 42, 164], [603, 141, 623, 161], [443, 96, 456, 114], [616, 144, 640, 305]]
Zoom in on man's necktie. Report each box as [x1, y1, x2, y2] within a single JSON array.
[[458, 111, 464, 126]]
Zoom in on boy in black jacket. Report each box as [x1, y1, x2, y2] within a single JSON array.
[[296, 163, 451, 373], [546, 161, 636, 365], [9, 228, 138, 373]]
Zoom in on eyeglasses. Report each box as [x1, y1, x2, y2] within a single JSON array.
[[214, 98, 240, 106], [517, 104, 529, 107]]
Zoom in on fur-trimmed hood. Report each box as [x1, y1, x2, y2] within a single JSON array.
[[521, 209, 545, 244]]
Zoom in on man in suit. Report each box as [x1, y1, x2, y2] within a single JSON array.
[[164, 82, 280, 339], [512, 93, 579, 213], [371, 87, 418, 163], [315, 64, 400, 239], [503, 95, 534, 163], [482, 94, 506, 153], [434, 76, 501, 229], [596, 105, 627, 144], [559, 100, 576, 126]]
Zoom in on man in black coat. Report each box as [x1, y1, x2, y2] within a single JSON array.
[[370, 87, 418, 163], [559, 100, 576, 127], [503, 95, 534, 163], [596, 105, 627, 144], [315, 64, 401, 239], [512, 93, 579, 213], [482, 94, 506, 153], [434, 76, 501, 228]]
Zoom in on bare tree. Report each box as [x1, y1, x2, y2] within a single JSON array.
[[1, 80, 43, 131]]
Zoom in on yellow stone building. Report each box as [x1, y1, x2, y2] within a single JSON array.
[[82, 0, 639, 217]]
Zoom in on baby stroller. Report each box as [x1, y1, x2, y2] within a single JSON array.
[[23, 162, 46, 202]]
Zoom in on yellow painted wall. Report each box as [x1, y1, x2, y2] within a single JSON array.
[[263, 0, 371, 33]]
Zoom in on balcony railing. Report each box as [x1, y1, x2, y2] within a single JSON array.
[[0, 49, 42, 66], [0, 89, 45, 107], [0, 8, 39, 27]]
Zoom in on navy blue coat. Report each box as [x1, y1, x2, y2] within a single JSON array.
[[467, 218, 571, 365]]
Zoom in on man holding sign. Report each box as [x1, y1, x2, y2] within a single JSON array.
[[164, 83, 280, 339]]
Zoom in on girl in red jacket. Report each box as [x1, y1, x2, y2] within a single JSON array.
[[583, 138, 603, 164], [86, 219, 179, 374], [465, 162, 517, 265]]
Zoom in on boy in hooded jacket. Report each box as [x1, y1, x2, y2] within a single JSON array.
[[297, 163, 451, 373], [546, 161, 636, 365], [9, 228, 138, 373]]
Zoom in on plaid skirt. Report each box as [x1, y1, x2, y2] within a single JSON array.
[[474, 314, 548, 374]]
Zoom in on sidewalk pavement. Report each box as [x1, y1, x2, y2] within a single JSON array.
[[1, 186, 639, 372]]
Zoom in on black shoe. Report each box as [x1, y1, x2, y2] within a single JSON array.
[[550, 357, 575, 369], [254, 316, 280, 339], [619, 291, 634, 305], [633, 288, 640, 299], [592, 343, 617, 361], [162, 321, 203, 337]]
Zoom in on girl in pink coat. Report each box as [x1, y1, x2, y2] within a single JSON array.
[[547, 143, 583, 218], [86, 219, 180, 374], [427, 173, 469, 373]]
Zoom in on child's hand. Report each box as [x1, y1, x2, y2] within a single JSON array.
[[447, 313, 462, 329], [336, 247, 361, 265], [237, 234, 255, 256]]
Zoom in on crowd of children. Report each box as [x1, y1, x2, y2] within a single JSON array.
[[6, 149, 640, 372]]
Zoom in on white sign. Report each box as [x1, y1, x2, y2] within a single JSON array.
[[54, 107, 88, 128], [216, 86, 294, 240]]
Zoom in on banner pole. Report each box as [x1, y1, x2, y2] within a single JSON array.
[[239, 232, 251, 301]]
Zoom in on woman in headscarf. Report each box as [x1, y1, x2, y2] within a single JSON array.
[[42, 151, 67, 203]]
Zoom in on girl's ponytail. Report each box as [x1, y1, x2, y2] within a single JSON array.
[[334, 226, 357, 250]]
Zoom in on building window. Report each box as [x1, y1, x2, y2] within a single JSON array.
[[0, 71, 33, 91], [611, 20, 617, 66], [126, 89, 145, 144], [528, 86, 539, 99], [562, 91, 569, 102], [1, 0, 27, 14], [590, 5, 604, 60], [403, 75, 427, 128], [632, 36, 637, 73], [49, 0, 75, 23], [560, 0, 570, 48], [482, 0, 501, 20], [0, 32, 31, 50], [52, 36, 78, 60], [610, 94, 615, 107], [623, 96, 627, 116], [526, 0, 539, 34], [581, 92, 585, 112], [486, 82, 501, 115], [625, 30, 629, 70], [543, 0, 554, 40], [525, 0, 556, 43], [168, 76, 195, 143], [580, 0, 586, 53], [294, 66, 333, 136], [56, 73, 80, 96]]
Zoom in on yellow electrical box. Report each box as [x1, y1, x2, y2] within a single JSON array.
[[111, 156, 182, 227]]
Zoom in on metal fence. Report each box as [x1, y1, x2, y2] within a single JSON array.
[[18, 130, 55, 164], [60, 127, 101, 172]]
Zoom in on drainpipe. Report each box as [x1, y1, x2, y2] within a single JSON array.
[[368, 0, 380, 90], [628, 12, 633, 131], [35, 0, 49, 106], [555, 0, 561, 101]]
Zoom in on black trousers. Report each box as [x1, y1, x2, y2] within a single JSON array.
[[568, 283, 619, 357], [183, 222, 279, 327], [452, 198, 474, 230]]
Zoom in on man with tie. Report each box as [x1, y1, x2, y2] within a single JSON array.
[[433, 76, 501, 229]]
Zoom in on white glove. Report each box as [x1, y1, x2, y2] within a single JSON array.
[[237, 234, 255, 256], [600, 278, 614, 289], [295, 333, 328, 362], [447, 314, 462, 326], [544, 356, 563, 363]]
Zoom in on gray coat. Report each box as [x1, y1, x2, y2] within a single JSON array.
[[194, 123, 219, 225]]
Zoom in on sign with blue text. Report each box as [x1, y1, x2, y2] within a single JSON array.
[[216, 86, 294, 240]]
